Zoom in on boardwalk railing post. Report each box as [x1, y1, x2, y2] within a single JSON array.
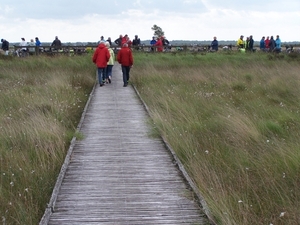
[[35, 46, 39, 55]]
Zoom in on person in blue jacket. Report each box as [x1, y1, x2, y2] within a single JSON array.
[[211, 36, 218, 51], [275, 35, 281, 53], [35, 37, 41, 46], [260, 36, 266, 51], [150, 36, 156, 52]]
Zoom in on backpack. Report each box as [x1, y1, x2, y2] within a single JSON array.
[[163, 39, 169, 46]]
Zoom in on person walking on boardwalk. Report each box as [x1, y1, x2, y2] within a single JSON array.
[[92, 42, 110, 87], [105, 41, 115, 84], [117, 43, 133, 87]]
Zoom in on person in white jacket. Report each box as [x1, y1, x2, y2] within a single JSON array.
[[20, 38, 28, 50], [28, 39, 35, 54], [17, 38, 28, 56]]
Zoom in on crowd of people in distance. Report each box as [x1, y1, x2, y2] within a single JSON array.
[[205, 34, 282, 53], [112, 34, 142, 50], [101, 34, 282, 54], [103, 34, 172, 52], [84, 33, 293, 90], [1, 32, 294, 89], [237, 34, 282, 53], [148, 36, 170, 52], [0, 36, 62, 56], [2, 33, 289, 57]]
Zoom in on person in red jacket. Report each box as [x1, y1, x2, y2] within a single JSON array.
[[265, 36, 270, 51], [117, 43, 133, 87], [121, 34, 128, 46], [154, 37, 163, 52], [121, 34, 132, 48], [92, 42, 110, 86]]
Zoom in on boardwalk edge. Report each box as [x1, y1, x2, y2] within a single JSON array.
[[39, 83, 97, 225], [132, 84, 217, 225]]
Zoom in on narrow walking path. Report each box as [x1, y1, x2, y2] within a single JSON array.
[[40, 64, 209, 225]]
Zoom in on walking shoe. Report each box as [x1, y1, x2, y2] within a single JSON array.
[[100, 83, 104, 87], [108, 76, 111, 83], [123, 83, 127, 87]]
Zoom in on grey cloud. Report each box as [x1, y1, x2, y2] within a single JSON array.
[[144, 0, 207, 13], [3, 0, 208, 20], [203, 0, 299, 12], [4, 1, 131, 19]]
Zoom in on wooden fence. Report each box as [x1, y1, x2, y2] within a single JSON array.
[[12, 45, 91, 56], [11, 44, 298, 56], [11, 44, 235, 56]]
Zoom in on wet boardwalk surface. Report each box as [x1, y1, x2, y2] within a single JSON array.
[[42, 64, 208, 225]]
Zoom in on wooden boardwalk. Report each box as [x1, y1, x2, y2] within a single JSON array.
[[40, 64, 209, 225]]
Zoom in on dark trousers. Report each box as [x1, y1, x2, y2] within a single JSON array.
[[121, 65, 130, 85], [97, 67, 105, 84], [106, 65, 113, 79]]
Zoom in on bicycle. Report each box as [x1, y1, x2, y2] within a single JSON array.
[[12, 45, 29, 57]]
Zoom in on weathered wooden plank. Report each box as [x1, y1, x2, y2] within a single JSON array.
[[44, 65, 209, 225]]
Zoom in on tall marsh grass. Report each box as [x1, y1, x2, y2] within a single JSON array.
[[0, 54, 95, 224], [131, 51, 300, 225]]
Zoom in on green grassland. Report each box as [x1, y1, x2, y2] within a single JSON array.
[[131, 51, 300, 225], [0, 51, 299, 225], [0, 54, 95, 224]]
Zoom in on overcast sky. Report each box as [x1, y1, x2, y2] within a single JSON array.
[[1, 0, 299, 43]]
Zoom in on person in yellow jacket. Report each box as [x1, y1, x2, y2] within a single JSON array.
[[237, 35, 245, 49], [104, 42, 115, 84]]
